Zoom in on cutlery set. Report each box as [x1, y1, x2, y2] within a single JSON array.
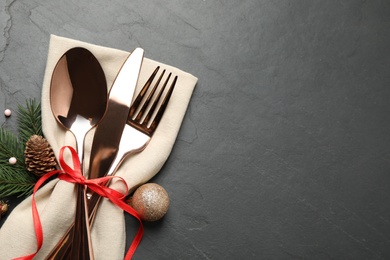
[[47, 47, 177, 259]]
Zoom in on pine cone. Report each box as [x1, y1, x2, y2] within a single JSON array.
[[25, 135, 57, 177]]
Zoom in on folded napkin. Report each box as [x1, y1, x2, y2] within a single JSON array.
[[0, 34, 197, 259]]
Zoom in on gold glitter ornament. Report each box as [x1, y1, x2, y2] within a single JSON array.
[[129, 183, 170, 222]]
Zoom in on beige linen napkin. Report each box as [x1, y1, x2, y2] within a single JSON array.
[[0, 34, 197, 259]]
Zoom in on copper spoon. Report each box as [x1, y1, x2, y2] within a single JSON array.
[[50, 47, 107, 259]]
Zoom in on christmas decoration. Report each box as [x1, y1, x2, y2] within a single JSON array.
[[8, 157, 17, 165], [17, 99, 42, 144], [0, 200, 8, 220], [25, 135, 57, 177], [129, 183, 170, 222], [0, 99, 43, 198], [4, 109, 11, 117]]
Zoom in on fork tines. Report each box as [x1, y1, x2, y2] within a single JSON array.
[[128, 66, 177, 136]]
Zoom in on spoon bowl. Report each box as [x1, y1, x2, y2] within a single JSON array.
[[50, 47, 107, 160]]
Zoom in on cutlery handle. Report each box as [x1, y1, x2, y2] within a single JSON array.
[[45, 185, 92, 260], [45, 191, 103, 259], [46, 149, 140, 259], [45, 227, 73, 259], [70, 185, 93, 259]]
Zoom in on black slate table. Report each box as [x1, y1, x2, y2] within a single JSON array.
[[1, 1, 390, 259]]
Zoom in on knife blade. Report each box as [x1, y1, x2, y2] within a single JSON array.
[[88, 48, 144, 180]]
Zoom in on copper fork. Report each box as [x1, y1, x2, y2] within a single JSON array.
[[87, 66, 177, 222], [46, 66, 178, 259]]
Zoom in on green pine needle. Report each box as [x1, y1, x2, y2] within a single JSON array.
[[0, 128, 36, 198], [0, 164, 35, 198], [17, 99, 43, 144], [0, 128, 25, 169], [0, 99, 42, 199]]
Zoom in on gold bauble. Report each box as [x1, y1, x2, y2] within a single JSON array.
[[129, 183, 170, 222]]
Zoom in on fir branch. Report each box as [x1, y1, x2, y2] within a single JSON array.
[[0, 128, 25, 170], [0, 128, 36, 198], [0, 164, 35, 198], [17, 99, 42, 144], [0, 99, 43, 198]]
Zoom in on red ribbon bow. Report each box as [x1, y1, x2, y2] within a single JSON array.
[[15, 146, 143, 260]]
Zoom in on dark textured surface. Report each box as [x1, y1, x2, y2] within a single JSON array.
[[1, 0, 390, 259]]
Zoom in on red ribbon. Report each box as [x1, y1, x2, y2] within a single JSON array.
[[14, 146, 143, 260]]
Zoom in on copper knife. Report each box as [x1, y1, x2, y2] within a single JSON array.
[[88, 48, 144, 180]]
